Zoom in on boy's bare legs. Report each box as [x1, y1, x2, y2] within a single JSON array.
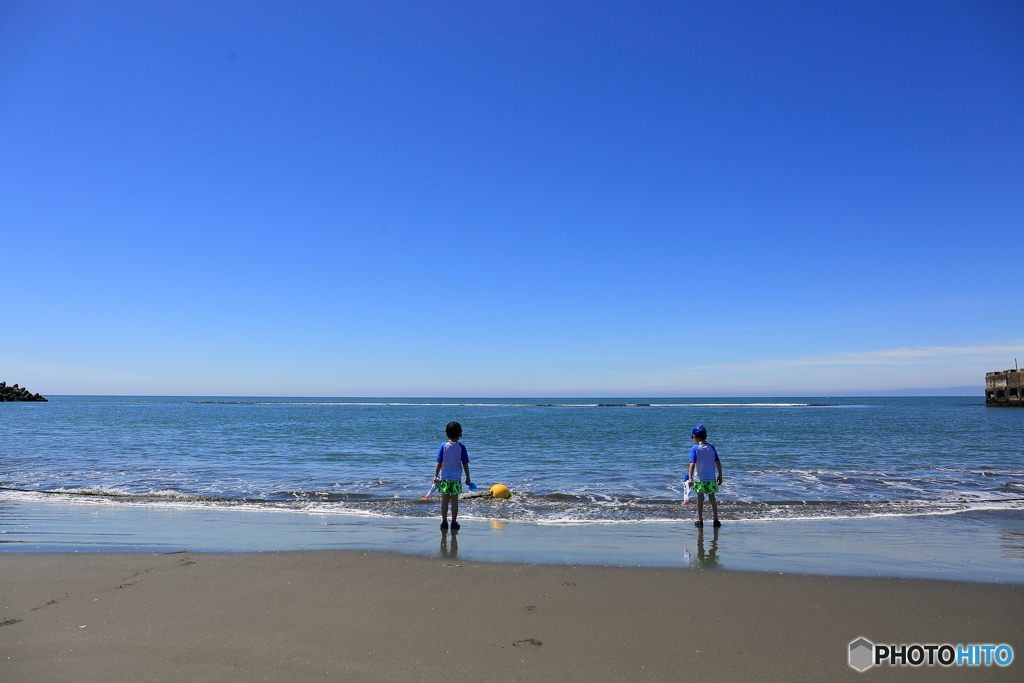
[[440, 492, 461, 529], [696, 491, 705, 524], [709, 493, 720, 525]]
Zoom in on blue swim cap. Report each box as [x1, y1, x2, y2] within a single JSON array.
[[691, 424, 707, 436]]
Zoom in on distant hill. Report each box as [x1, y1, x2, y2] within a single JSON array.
[[0, 382, 48, 401]]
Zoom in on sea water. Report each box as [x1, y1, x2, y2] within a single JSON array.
[[3, 396, 1023, 580], [2, 395, 1022, 522]]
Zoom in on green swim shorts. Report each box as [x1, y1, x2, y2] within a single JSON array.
[[437, 479, 463, 496], [692, 480, 719, 495]]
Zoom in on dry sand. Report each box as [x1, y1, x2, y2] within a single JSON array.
[[1, 550, 1020, 682]]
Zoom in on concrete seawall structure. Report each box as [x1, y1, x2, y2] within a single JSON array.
[[985, 368, 1023, 407]]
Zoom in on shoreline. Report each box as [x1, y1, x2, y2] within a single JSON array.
[[1, 550, 1020, 682], [2, 497, 1022, 584], [6, 485, 1022, 522]]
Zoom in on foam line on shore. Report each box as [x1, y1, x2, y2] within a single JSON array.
[[3, 485, 1024, 524]]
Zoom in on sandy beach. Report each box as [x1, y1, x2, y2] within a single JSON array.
[[2, 550, 1020, 682]]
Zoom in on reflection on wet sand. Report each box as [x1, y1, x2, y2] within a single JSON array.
[[440, 529, 459, 560], [999, 528, 1024, 560], [695, 526, 720, 567]]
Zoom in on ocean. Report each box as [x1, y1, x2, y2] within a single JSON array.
[[2, 395, 1022, 522]]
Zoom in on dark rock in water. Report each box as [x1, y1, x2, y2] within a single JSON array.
[[0, 382, 48, 402]]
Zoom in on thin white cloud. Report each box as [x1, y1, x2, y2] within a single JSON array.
[[8, 342, 1021, 396], [684, 343, 1024, 372], [573, 341, 1024, 395]]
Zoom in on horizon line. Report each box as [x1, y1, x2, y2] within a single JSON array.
[[35, 390, 985, 399]]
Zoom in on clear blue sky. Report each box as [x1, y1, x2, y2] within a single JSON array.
[[2, 1, 1022, 396]]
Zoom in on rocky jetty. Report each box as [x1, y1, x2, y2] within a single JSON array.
[[0, 382, 48, 402]]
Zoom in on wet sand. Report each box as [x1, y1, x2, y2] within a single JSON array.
[[5, 498, 1024, 583], [1, 550, 1020, 682]]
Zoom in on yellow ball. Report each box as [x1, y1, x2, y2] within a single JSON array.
[[490, 484, 511, 499]]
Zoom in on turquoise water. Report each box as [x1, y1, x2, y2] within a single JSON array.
[[2, 396, 1022, 523]]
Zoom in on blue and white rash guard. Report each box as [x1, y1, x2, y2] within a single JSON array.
[[436, 441, 469, 480], [689, 443, 719, 483]]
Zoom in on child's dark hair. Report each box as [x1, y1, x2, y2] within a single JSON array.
[[445, 421, 462, 440]]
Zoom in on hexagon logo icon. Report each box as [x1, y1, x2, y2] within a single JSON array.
[[849, 637, 874, 672]]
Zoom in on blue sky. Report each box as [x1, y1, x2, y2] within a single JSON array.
[[2, 1, 1022, 396]]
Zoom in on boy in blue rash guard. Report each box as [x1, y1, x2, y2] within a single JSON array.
[[434, 421, 472, 530], [687, 424, 723, 527]]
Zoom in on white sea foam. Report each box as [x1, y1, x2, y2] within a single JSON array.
[[5, 486, 1022, 525]]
